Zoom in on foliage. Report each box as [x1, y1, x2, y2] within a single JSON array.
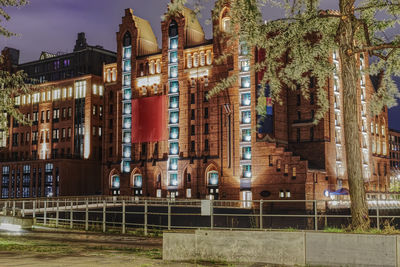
[[0, 0, 31, 135], [0, 0, 27, 37]]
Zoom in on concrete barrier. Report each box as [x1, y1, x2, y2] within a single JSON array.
[[163, 232, 196, 261], [163, 230, 400, 266], [0, 216, 33, 229], [195, 230, 305, 265], [306, 232, 397, 267]]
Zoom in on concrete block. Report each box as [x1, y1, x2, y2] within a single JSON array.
[[195, 230, 305, 265], [0, 216, 33, 229], [306, 232, 397, 267], [162, 232, 196, 261]]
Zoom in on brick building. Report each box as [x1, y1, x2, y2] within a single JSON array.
[[390, 129, 400, 170], [0, 34, 116, 198], [101, 1, 390, 204]]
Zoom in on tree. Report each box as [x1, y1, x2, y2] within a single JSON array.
[[167, 0, 400, 230], [0, 0, 30, 137]]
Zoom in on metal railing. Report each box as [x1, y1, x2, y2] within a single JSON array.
[[1, 196, 400, 234]]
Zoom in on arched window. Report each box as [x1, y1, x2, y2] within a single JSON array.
[[111, 175, 120, 189], [123, 31, 131, 47], [112, 68, 117, 81], [187, 53, 192, 68], [169, 20, 178, 37], [133, 174, 142, 188], [207, 171, 218, 186], [221, 17, 231, 32]]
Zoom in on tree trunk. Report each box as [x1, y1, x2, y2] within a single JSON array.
[[338, 0, 370, 230]]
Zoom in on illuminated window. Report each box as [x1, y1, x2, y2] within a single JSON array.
[[53, 89, 61, 100], [200, 51, 205, 66], [241, 93, 251, 106], [193, 53, 199, 67], [222, 17, 231, 32], [206, 50, 212, 65], [27, 94, 31, 104], [75, 81, 87, 99], [156, 59, 161, 73], [241, 76, 251, 88], [241, 110, 251, 124], [92, 85, 97, 95], [169, 142, 179, 155], [169, 157, 178, 171], [99, 86, 104, 96], [169, 66, 178, 78], [242, 129, 251, 142], [62, 88, 67, 98], [107, 69, 111, 82], [169, 127, 179, 140], [149, 60, 155, 74], [169, 173, 178, 186], [112, 68, 117, 81], [14, 96, 20, 106], [186, 188, 191, 198], [292, 167, 296, 178], [111, 175, 120, 189], [243, 165, 252, 178], [284, 164, 288, 175], [133, 174, 142, 188], [123, 145, 131, 158], [241, 191, 252, 208], [242, 146, 251, 160], [286, 190, 291, 198], [170, 51, 178, 64], [187, 53, 192, 68], [169, 81, 179, 93], [68, 87, 73, 98], [382, 125, 385, 136]]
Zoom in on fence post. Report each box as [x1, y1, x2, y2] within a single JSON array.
[[21, 201, 25, 218], [33, 200, 36, 218], [44, 200, 47, 225], [376, 200, 380, 231], [70, 200, 73, 229], [12, 201, 15, 217], [167, 200, 171, 230], [122, 200, 126, 234], [144, 200, 148, 236], [259, 200, 263, 230], [314, 200, 318, 231], [55, 199, 59, 228], [102, 200, 106, 233], [85, 199, 89, 231], [210, 199, 214, 229]]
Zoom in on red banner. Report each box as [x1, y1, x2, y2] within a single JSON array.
[[132, 95, 167, 143]]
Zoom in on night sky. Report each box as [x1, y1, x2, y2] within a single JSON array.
[[1, 0, 399, 129]]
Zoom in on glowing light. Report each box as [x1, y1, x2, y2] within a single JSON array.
[[170, 112, 179, 124], [123, 47, 132, 59], [170, 143, 179, 155], [169, 81, 179, 93], [170, 128, 179, 139], [170, 37, 178, 49], [124, 89, 131, 100], [169, 96, 179, 109], [324, 190, 330, 197], [169, 66, 178, 78], [124, 118, 131, 129]]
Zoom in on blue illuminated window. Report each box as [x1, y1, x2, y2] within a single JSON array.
[[169, 51, 178, 63], [123, 47, 132, 59], [169, 173, 178, 186], [123, 131, 131, 144], [169, 142, 179, 155], [242, 129, 251, 142], [123, 103, 131, 115], [241, 76, 251, 88], [169, 81, 179, 93], [122, 161, 130, 173], [243, 165, 252, 178], [123, 60, 131, 72], [112, 175, 120, 188], [123, 74, 131, 87], [169, 66, 178, 78], [169, 96, 179, 109], [240, 60, 250, 72], [123, 89, 131, 100], [241, 111, 251, 124], [134, 175, 142, 188], [169, 127, 179, 140], [208, 171, 219, 186], [123, 117, 131, 129], [123, 145, 131, 158], [242, 146, 252, 160], [169, 37, 178, 50], [240, 42, 248, 56], [169, 158, 178, 171], [241, 93, 251, 106], [169, 111, 179, 124]]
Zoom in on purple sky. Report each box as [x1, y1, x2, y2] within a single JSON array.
[[1, 0, 399, 130]]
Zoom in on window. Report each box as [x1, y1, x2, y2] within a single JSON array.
[[284, 164, 288, 175], [222, 17, 231, 32], [68, 128, 72, 138], [205, 139, 209, 151], [208, 171, 219, 186], [99, 127, 102, 137], [187, 53, 192, 68], [191, 93, 195, 104], [191, 109, 195, 120], [191, 125, 195, 135], [92, 85, 97, 95], [46, 110, 50, 122], [190, 141, 195, 152], [310, 93, 314, 105], [292, 167, 297, 178], [277, 160, 281, 171], [62, 128, 66, 139], [204, 123, 209, 134], [204, 107, 209, 119], [297, 94, 301, 106], [93, 105, 97, 116], [53, 89, 61, 100], [62, 108, 66, 119], [53, 109, 59, 120], [99, 106, 103, 117], [241, 191, 252, 208], [68, 107, 72, 118]]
